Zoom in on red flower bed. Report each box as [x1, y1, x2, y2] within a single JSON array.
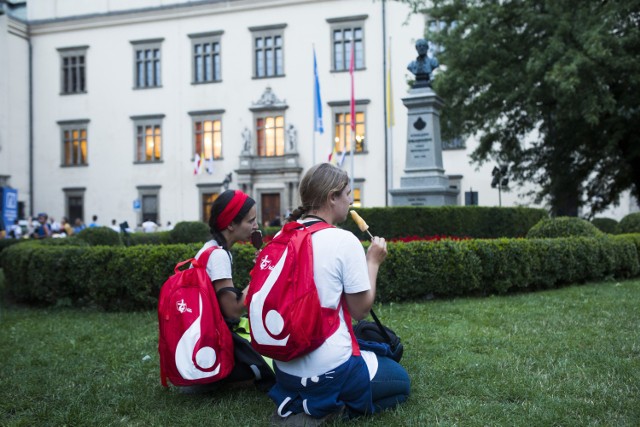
[[389, 235, 471, 243]]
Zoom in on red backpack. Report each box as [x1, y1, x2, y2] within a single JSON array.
[[246, 221, 358, 361], [158, 246, 235, 387]]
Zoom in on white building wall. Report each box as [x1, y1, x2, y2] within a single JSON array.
[[0, 13, 31, 215], [26, 0, 424, 227]]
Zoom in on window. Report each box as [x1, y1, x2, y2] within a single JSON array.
[[201, 191, 219, 222], [137, 185, 160, 225], [442, 136, 466, 150], [63, 187, 85, 224], [58, 120, 89, 166], [329, 100, 369, 154], [58, 46, 88, 94], [327, 16, 367, 71], [131, 39, 163, 88], [131, 115, 164, 163], [256, 114, 285, 157], [190, 110, 224, 160], [250, 24, 286, 78], [190, 31, 223, 83]]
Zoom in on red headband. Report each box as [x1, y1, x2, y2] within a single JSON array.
[[216, 190, 249, 230]]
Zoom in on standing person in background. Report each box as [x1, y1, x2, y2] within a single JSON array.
[[34, 213, 52, 239], [0, 216, 5, 239], [142, 218, 158, 233], [267, 163, 410, 424], [49, 217, 61, 234], [110, 219, 120, 232], [9, 219, 22, 239], [61, 217, 74, 236], [165, 221, 174, 231], [184, 189, 274, 393], [73, 218, 86, 234], [89, 215, 99, 228]]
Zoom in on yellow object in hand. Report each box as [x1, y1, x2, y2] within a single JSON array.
[[350, 210, 374, 239]]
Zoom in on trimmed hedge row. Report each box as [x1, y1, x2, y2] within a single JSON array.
[[339, 206, 548, 239], [2, 234, 638, 310]]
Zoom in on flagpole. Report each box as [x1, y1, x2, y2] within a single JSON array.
[[386, 36, 394, 206], [349, 37, 355, 193], [382, 0, 389, 206], [312, 44, 316, 165]]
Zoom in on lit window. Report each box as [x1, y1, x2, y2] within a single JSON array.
[[58, 120, 89, 166], [131, 115, 164, 163], [333, 111, 365, 153], [191, 111, 224, 160], [256, 115, 285, 157]]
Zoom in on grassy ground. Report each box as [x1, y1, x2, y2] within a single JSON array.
[[1, 279, 639, 426]]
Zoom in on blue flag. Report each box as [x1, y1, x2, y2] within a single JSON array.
[[313, 48, 324, 134]]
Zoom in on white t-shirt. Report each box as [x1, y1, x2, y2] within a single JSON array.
[[195, 240, 233, 282], [275, 221, 378, 379]]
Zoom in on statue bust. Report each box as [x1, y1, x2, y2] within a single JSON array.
[[407, 39, 439, 88]]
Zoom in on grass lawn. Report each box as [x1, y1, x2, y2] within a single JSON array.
[[1, 279, 639, 426]]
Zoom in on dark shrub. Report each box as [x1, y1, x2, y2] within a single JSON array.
[[591, 217, 620, 234], [619, 212, 640, 234], [75, 227, 122, 246], [169, 221, 210, 244], [527, 217, 603, 238]]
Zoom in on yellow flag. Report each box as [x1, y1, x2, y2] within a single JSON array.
[[386, 40, 395, 128]]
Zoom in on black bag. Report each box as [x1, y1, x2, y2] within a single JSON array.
[[353, 309, 404, 363]]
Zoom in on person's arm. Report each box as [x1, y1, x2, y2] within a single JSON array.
[[345, 236, 387, 321], [212, 278, 247, 320]]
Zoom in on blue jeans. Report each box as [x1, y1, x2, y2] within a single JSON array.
[[370, 355, 410, 413]]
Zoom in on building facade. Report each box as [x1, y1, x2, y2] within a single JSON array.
[[1, 0, 636, 229]]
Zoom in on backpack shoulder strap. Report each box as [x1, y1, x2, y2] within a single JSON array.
[[194, 244, 222, 269]]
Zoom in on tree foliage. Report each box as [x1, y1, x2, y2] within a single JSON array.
[[398, 0, 640, 217]]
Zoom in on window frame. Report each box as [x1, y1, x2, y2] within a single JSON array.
[[131, 115, 165, 164], [255, 112, 286, 157], [189, 31, 223, 84], [249, 24, 287, 79], [189, 110, 225, 161], [131, 38, 164, 89], [58, 46, 88, 95], [327, 15, 367, 72], [137, 185, 161, 226], [328, 100, 369, 154], [58, 119, 90, 167], [63, 187, 86, 224]]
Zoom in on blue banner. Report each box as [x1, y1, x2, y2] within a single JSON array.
[[1, 187, 18, 228]]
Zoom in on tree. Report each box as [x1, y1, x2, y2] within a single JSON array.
[[398, 0, 640, 217]]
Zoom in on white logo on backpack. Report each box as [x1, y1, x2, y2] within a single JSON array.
[[259, 254, 276, 271], [249, 248, 290, 347], [176, 299, 192, 314], [175, 295, 221, 379]]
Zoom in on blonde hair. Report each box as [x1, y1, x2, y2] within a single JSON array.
[[288, 163, 349, 222]]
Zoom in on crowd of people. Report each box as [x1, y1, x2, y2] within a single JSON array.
[[1, 213, 173, 239]]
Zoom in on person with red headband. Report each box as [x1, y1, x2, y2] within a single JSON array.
[[185, 189, 274, 393]]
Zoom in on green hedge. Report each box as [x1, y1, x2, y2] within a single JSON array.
[[339, 206, 547, 239], [619, 212, 640, 234], [3, 234, 638, 310], [527, 217, 604, 238]]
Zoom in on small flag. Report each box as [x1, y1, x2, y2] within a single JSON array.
[[193, 153, 201, 175], [313, 48, 324, 134], [328, 147, 338, 165], [205, 157, 214, 175]]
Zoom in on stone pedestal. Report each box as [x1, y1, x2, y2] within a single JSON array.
[[389, 86, 459, 206]]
